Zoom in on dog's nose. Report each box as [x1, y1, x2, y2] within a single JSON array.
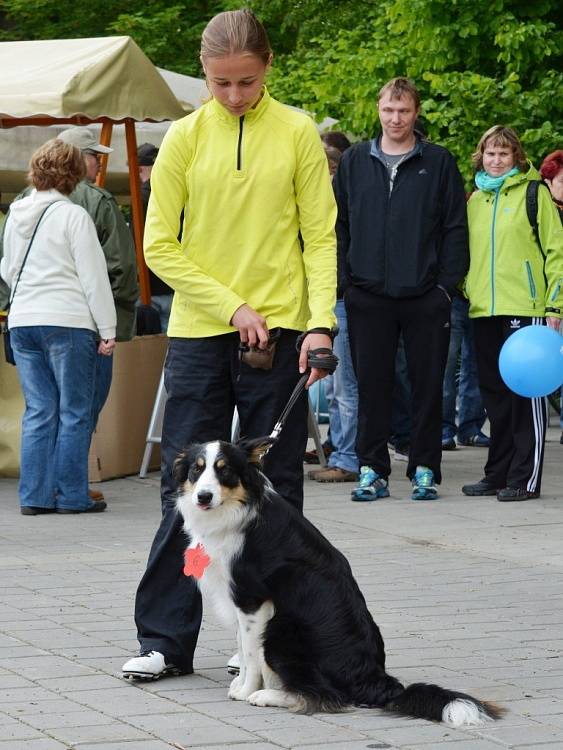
[[197, 490, 213, 506]]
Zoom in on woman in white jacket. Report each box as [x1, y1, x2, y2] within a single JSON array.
[[0, 140, 116, 515]]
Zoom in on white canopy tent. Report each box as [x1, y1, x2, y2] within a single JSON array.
[[0, 36, 186, 303]]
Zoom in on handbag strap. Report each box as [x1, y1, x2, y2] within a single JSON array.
[[7, 201, 63, 310]]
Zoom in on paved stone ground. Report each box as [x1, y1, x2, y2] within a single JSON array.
[[1, 427, 562, 750]]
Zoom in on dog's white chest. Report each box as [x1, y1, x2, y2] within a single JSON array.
[[189, 533, 243, 628]]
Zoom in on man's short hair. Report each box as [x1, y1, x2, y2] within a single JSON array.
[[28, 139, 86, 194], [472, 126, 528, 172], [378, 77, 420, 110]]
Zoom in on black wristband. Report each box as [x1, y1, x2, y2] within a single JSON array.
[[295, 327, 338, 352], [545, 307, 561, 314]]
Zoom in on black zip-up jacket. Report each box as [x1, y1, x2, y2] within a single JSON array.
[[334, 136, 468, 298]]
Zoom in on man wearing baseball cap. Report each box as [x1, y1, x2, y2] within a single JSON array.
[[57, 127, 113, 183]]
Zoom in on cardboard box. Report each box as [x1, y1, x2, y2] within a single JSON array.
[[0, 347, 24, 477], [88, 334, 167, 481]]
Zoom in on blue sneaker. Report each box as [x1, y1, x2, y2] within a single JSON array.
[[351, 466, 389, 502], [411, 466, 438, 501]]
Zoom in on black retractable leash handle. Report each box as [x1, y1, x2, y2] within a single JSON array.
[[267, 344, 339, 448]]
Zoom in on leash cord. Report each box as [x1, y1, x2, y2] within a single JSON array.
[[266, 346, 339, 451]]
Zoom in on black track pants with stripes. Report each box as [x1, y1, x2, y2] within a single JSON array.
[[472, 316, 547, 493]]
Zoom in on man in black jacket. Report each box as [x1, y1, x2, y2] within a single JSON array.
[[334, 77, 468, 501]]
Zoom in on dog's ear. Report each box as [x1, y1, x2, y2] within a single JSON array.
[[237, 436, 275, 465], [173, 444, 199, 484]]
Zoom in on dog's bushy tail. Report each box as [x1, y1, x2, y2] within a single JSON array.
[[384, 682, 504, 727]]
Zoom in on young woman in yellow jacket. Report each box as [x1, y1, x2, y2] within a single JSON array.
[[122, 9, 337, 681]]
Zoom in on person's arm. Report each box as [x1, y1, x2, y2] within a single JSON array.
[[437, 152, 470, 295], [333, 152, 351, 299], [294, 117, 337, 333], [538, 185, 563, 327], [70, 208, 117, 341], [94, 196, 139, 313], [144, 121, 247, 327], [293, 118, 337, 384]]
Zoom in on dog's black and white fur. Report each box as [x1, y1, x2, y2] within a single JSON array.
[[174, 437, 503, 726]]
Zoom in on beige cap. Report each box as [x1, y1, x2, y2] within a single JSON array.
[[57, 127, 113, 154]]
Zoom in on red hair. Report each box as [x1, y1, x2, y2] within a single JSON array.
[[540, 150, 563, 181]]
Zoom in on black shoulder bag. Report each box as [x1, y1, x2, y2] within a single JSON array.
[[2, 204, 58, 365]]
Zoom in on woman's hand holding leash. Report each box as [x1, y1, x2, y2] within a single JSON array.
[[299, 332, 333, 388], [231, 303, 269, 349]]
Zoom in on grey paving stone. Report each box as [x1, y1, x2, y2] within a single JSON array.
[[71, 742, 174, 750], [478, 722, 563, 744], [298, 742, 399, 750], [1, 431, 563, 748], [253, 720, 369, 747], [46, 721, 157, 745], [0, 741, 69, 749], [16, 707, 116, 730]]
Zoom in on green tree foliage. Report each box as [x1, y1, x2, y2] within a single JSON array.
[[0, 0, 224, 75], [2, 0, 561, 179], [242, 0, 562, 181]]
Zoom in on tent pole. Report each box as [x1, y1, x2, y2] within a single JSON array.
[[125, 118, 151, 306], [96, 120, 113, 188]]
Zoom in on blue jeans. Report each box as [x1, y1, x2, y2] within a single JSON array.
[[442, 297, 486, 441], [91, 352, 113, 432], [151, 294, 173, 334], [324, 300, 359, 473], [11, 326, 97, 511]]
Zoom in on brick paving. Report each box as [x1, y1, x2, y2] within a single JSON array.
[[0, 427, 562, 749]]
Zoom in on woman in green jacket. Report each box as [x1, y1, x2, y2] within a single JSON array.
[[462, 126, 563, 502], [122, 9, 337, 681]]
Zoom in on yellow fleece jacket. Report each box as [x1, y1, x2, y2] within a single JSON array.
[[144, 88, 337, 338]]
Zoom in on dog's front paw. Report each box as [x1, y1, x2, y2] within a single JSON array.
[[228, 676, 245, 701], [248, 689, 275, 707], [229, 675, 263, 701]]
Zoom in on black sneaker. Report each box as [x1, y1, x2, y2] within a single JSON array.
[[442, 438, 457, 451], [57, 501, 107, 514], [497, 487, 540, 502], [20, 506, 56, 516], [461, 479, 498, 496]]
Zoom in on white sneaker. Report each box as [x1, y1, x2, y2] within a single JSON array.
[[227, 652, 240, 675], [122, 650, 185, 681]]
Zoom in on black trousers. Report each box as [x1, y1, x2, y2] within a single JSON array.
[[345, 286, 451, 482], [472, 316, 547, 492], [134, 331, 308, 670]]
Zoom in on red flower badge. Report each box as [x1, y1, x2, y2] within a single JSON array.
[[183, 543, 211, 579]]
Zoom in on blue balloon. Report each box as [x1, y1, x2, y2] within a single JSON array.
[[499, 325, 563, 398]]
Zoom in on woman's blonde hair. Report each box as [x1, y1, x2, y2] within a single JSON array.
[[201, 9, 272, 65], [28, 139, 85, 194], [472, 126, 528, 172]]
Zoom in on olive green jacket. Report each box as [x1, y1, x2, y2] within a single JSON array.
[[0, 181, 138, 340]]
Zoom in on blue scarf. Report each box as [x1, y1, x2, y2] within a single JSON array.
[[475, 167, 519, 192]]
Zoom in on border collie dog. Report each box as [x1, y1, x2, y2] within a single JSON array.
[[175, 437, 503, 726]]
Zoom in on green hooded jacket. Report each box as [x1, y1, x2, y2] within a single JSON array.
[[465, 165, 563, 319], [0, 181, 138, 341]]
